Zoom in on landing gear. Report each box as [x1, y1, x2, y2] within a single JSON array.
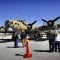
[[34, 33, 41, 41]]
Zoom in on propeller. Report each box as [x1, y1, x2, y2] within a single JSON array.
[[31, 20, 37, 25], [42, 19, 47, 22], [27, 20, 37, 29], [47, 20, 54, 27], [18, 20, 37, 29], [42, 16, 60, 28], [53, 16, 60, 22]]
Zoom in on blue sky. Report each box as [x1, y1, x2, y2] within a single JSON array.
[[0, 0, 60, 26]]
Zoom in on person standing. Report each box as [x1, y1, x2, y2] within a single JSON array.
[[55, 32, 60, 52], [13, 32, 19, 48], [47, 29, 57, 52], [20, 30, 27, 47]]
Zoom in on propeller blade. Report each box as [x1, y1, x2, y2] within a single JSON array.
[[27, 24, 32, 30], [27, 20, 37, 29], [53, 16, 60, 22], [31, 20, 37, 25], [42, 19, 47, 22]]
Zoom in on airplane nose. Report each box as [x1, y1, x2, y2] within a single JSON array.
[[5, 20, 10, 28], [7, 23, 10, 27]]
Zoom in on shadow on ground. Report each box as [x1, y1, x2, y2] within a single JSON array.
[[33, 50, 50, 52], [7, 46, 23, 48], [15, 54, 23, 56]]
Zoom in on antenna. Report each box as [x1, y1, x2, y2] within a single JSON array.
[[15, 13, 19, 19]]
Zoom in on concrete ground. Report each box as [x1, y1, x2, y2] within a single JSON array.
[[0, 39, 60, 60]]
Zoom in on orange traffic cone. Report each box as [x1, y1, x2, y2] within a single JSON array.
[[23, 38, 32, 58]]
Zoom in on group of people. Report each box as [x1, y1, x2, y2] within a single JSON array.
[[12, 30, 27, 48], [12, 29, 60, 52], [47, 29, 60, 52]]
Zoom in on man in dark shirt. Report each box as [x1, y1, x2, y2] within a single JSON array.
[[47, 30, 57, 52], [20, 30, 27, 47]]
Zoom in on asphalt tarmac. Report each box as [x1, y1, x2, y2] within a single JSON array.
[[0, 40, 60, 60]]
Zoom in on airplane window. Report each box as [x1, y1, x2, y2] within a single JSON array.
[[17, 23, 19, 25], [15, 23, 19, 25]]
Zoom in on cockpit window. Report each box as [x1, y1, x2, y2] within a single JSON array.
[[10, 22, 13, 24]]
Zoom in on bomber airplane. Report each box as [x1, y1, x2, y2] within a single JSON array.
[[0, 16, 60, 40], [4, 20, 37, 39]]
